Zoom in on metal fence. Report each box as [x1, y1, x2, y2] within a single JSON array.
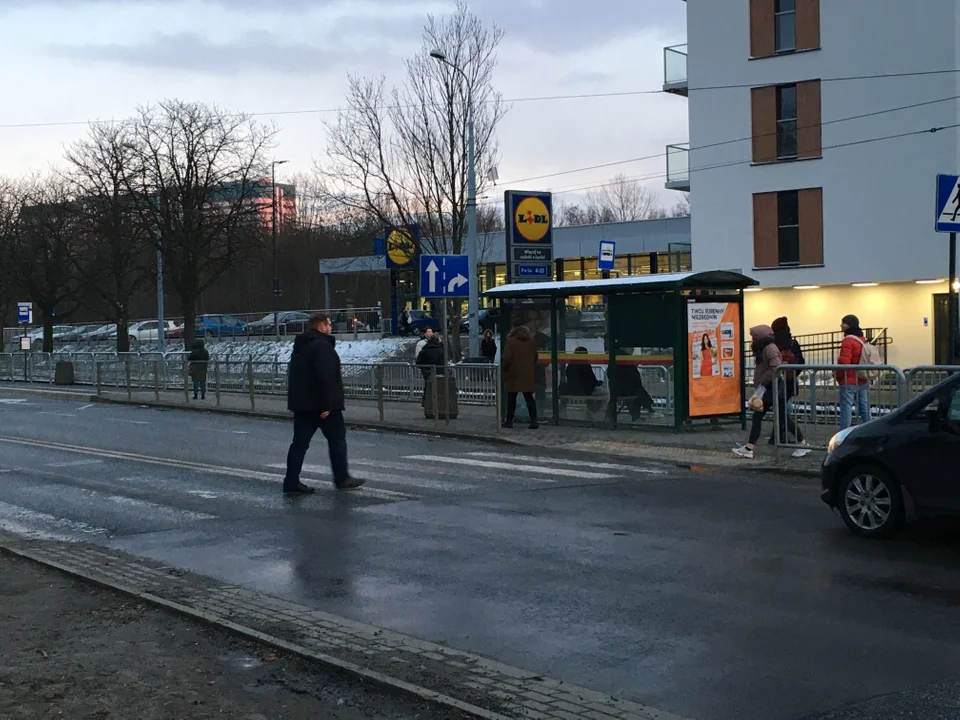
[[768, 363, 954, 452]]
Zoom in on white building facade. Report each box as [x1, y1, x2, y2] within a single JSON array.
[[665, 0, 960, 367]]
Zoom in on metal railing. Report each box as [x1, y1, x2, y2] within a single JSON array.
[[743, 328, 892, 368], [770, 363, 908, 452]]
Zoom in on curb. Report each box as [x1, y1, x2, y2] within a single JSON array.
[[0, 384, 820, 478], [0, 541, 511, 720]]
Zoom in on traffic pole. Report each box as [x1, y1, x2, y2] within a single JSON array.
[[950, 232, 958, 364]]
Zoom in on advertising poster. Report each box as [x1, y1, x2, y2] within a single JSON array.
[[688, 302, 741, 417]]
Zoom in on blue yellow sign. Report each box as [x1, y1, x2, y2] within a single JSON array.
[[385, 225, 420, 268], [504, 190, 553, 283]]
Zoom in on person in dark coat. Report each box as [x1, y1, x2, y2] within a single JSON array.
[[768, 316, 810, 454], [480, 329, 498, 363], [502, 320, 539, 429], [416, 334, 446, 379], [564, 347, 601, 396], [283, 313, 364, 494], [187, 339, 209, 400]]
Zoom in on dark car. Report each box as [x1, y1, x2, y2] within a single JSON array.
[[459, 307, 501, 335], [406, 310, 441, 335], [244, 311, 310, 337], [196, 314, 247, 338], [821, 372, 960, 539]]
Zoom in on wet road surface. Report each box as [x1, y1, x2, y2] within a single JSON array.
[[2, 394, 960, 720]]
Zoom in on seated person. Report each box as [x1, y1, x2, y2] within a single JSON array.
[[564, 346, 601, 396]]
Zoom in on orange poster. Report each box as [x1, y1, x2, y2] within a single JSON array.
[[688, 302, 741, 417]]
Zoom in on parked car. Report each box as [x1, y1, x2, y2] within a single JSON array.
[[196, 314, 247, 338], [402, 310, 441, 336], [59, 325, 99, 342], [580, 304, 606, 331], [459, 307, 501, 335], [128, 320, 180, 343], [244, 311, 310, 337], [84, 323, 117, 342], [821, 372, 960, 539]]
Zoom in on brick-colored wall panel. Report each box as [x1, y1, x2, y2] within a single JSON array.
[[797, 80, 822, 159], [752, 86, 778, 163], [798, 187, 824, 265], [750, 0, 776, 57], [753, 192, 779, 268], [796, 0, 821, 51]]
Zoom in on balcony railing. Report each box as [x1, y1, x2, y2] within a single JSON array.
[[663, 43, 688, 95], [665, 143, 690, 191]]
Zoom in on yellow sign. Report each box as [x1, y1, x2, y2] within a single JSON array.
[[515, 196, 551, 242], [386, 228, 417, 267]]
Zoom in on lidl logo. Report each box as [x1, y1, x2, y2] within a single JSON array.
[[515, 196, 551, 242], [386, 227, 418, 267]]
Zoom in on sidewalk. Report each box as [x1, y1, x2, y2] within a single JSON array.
[[0, 550, 470, 720], [0, 382, 824, 476]]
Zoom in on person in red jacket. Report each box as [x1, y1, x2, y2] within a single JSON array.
[[836, 314, 871, 430]]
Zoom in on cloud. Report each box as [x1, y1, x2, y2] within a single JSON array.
[[48, 31, 387, 76]]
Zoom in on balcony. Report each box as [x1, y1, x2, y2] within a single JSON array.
[[663, 43, 688, 96], [665, 143, 690, 192]]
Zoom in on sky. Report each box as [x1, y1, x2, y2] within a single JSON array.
[[0, 0, 689, 210]]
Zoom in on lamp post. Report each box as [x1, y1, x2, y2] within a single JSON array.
[[271, 160, 288, 340], [429, 49, 479, 359]]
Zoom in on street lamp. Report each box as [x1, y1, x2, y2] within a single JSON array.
[[271, 160, 289, 340], [430, 49, 480, 359]]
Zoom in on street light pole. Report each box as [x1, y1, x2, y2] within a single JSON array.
[[271, 160, 288, 340], [430, 50, 480, 359], [155, 228, 165, 354]]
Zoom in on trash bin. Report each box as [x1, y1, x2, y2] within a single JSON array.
[[54, 361, 75, 386], [423, 374, 459, 420]]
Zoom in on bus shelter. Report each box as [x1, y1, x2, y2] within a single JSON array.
[[484, 270, 758, 430]]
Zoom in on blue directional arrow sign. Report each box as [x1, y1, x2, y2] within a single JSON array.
[[420, 254, 470, 298], [936, 174, 960, 232]]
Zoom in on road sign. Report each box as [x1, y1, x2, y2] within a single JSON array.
[[17, 302, 32, 324], [512, 246, 553, 263], [373, 236, 386, 256], [515, 264, 551, 279], [420, 255, 470, 298], [598, 240, 616, 271], [936, 174, 960, 232], [385, 225, 420, 268]]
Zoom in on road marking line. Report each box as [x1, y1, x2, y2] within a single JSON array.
[[351, 459, 539, 485], [0, 436, 417, 502], [77, 404, 95, 411], [402, 455, 616, 480], [104, 417, 150, 425], [37, 411, 77, 418], [0, 399, 29, 405], [46, 459, 104, 468], [103, 495, 217, 521], [463, 451, 668, 474], [0, 500, 109, 540], [265, 463, 472, 492], [194, 427, 249, 435]]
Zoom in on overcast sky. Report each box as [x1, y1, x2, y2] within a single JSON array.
[[0, 0, 688, 208]]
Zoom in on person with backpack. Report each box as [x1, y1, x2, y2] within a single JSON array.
[[769, 317, 811, 455], [836, 314, 873, 430]]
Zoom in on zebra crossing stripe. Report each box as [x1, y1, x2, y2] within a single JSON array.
[[401, 455, 615, 480], [463, 452, 668, 474]]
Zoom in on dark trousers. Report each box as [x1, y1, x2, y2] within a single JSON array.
[[192, 377, 206, 398], [506, 392, 537, 423], [748, 391, 804, 445], [284, 410, 349, 490]]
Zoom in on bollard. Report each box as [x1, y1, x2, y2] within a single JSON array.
[[183, 363, 190, 403], [125, 359, 132, 401], [215, 361, 221, 407], [376, 365, 385, 422], [247, 361, 255, 410], [154, 361, 160, 402], [96, 363, 102, 397], [496, 369, 502, 433]]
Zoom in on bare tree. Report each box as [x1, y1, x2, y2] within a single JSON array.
[[127, 100, 277, 347], [317, 1, 506, 254], [584, 174, 666, 222], [65, 121, 153, 352], [670, 192, 691, 218], [0, 177, 84, 353]]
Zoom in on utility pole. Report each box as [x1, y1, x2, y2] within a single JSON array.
[[950, 232, 957, 364], [271, 160, 288, 340], [156, 228, 165, 353], [430, 50, 480, 359]]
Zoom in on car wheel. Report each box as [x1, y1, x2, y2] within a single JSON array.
[[837, 466, 904, 539]]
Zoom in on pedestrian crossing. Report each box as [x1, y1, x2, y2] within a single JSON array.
[[0, 441, 670, 544]]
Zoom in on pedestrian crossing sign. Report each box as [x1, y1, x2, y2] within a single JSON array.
[[935, 174, 960, 232]]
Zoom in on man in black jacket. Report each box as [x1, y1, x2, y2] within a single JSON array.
[[283, 313, 364, 494]]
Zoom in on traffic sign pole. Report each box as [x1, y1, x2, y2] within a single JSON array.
[[951, 232, 957, 363]]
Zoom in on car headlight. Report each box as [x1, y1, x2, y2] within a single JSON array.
[[827, 427, 855, 454]]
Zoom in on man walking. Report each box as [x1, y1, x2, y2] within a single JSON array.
[[283, 313, 364, 494]]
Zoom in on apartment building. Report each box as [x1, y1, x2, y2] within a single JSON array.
[[664, 0, 960, 366]]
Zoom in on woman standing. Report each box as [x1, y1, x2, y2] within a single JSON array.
[[480, 329, 498, 363], [699, 333, 717, 377]]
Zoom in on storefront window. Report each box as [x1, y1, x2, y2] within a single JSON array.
[[629, 254, 651, 276]]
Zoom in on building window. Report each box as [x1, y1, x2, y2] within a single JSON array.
[[775, 0, 796, 52], [753, 188, 823, 268], [777, 191, 800, 265], [776, 84, 798, 159]]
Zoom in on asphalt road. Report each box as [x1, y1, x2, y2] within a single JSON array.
[[2, 394, 960, 720]]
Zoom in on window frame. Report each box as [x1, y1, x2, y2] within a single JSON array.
[[777, 190, 801, 267], [776, 84, 799, 160], [774, 0, 797, 53]]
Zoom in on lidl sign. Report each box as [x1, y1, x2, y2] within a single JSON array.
[[384, 225, 420, 269], [504, 190, 553, 284]]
